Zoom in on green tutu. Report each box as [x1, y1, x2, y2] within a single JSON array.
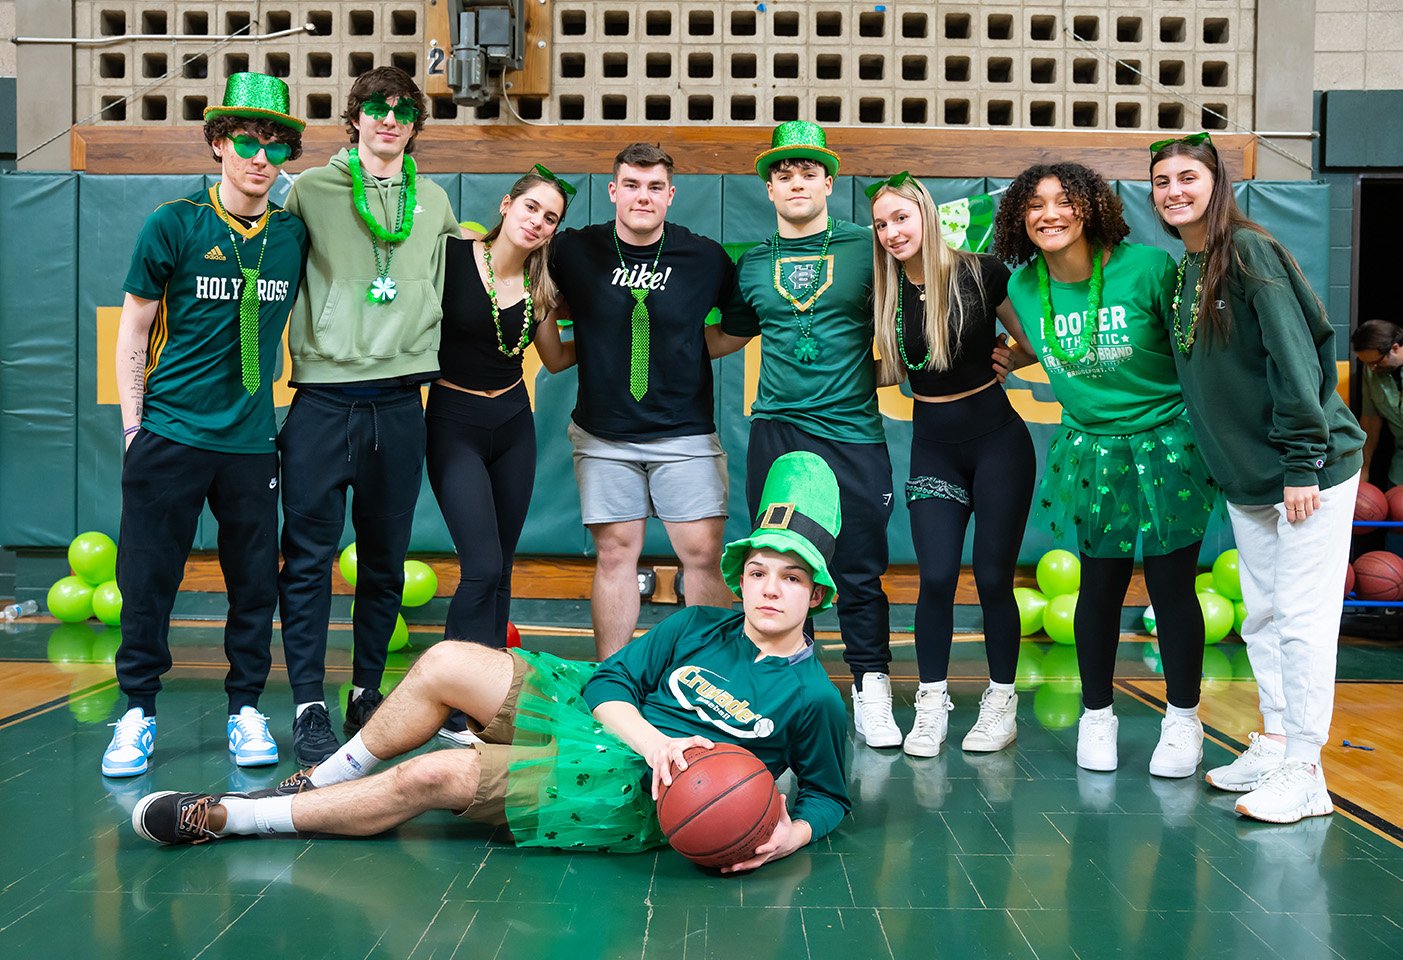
[[502, 650, 665, 853], [1037, 413, 1217, 559]]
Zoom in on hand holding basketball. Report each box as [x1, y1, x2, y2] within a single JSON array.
[[718, 796, 810, 874], [647, 734, 715, 799]]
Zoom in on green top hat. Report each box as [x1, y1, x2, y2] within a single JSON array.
[[754, 120, 841, 179], [720, 451, 841, 611], [204, 73, 305, 132]]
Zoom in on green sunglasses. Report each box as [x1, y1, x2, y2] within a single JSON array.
[[1150, 131, 1214, 155], [362, 92, 421, 125], [865, 171, 911, 199], [229, 134, 293, 166], [532, 163, 577, 203]]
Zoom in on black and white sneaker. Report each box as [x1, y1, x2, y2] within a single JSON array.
[[343, 687, 384, 735], [132, 791, 242, 845], [293, 703, 340, 766], [247, 769, 316, 799]]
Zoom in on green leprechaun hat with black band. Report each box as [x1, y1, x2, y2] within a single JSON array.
[[204, 73, 306, 132], [720, 451, 841, 611], [754, 120, 841, 179]]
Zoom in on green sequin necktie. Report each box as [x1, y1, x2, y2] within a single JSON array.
[[213, 189, 269, 395], [614, 226, 665, 402]]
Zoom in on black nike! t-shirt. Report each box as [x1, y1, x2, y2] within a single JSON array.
[[552, 222, 734, 441]]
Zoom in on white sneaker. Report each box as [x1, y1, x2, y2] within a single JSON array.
[[1235, 759, 1333, 824], [227, 706, 279, 767], [852, 673, 901, 748], [1077, 709, 1119, 771], [1149, 713, 1204, 778], [436, 725, 483, 747], [962, 688, 1018, 752], [903, 688, 952, 757], [102, 707, 157, 777], [1206, 732, 1285, 792]]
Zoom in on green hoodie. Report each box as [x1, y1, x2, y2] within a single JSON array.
[[284, 147, 459, 383]]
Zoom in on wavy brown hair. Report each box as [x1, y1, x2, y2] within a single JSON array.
[[203, 116, 303, 164], [481, 171, 571, 323], [992, 162, 1129, 265], [342, 66, 428, 154]]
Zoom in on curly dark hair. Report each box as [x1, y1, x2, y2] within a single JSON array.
[[342, 66, 428, 154], [202, 116, 303, 165], [992, 162, 1129, 265]]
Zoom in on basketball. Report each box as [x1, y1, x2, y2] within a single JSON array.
[[1355, 482, 1388, 532], [1387, 485, 1403, 522], [655, 744, 783, 870], [1345, 563, 1356, 598], [1352, 551, 1403, 601]]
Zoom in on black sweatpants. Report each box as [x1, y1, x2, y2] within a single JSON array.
[[278, 386, 426, 703], [746, 418, 894, 682], [908, 387, 1035, 684], [115, 430, 278, 715], [1075, 542, 1204, 710], [425, 382, 535, 645]]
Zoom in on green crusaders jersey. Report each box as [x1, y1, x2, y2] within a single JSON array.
[[1006, 242, 1184, 435], [123, 185, 308, 453], [722, 219, 884, 444]]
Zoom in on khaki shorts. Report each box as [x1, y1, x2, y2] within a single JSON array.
[[458, 649, 534, 826]]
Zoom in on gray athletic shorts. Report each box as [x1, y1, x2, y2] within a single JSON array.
[[567, 423, 729, 524]]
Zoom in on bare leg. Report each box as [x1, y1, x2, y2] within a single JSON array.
[[662, 516, 735, 609], [588, 519, 646, 659], [351, 641, 516, 761]]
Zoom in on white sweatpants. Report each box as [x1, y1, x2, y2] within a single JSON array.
[[1226, 472, 1359, 766]]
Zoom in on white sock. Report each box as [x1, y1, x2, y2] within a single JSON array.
[[1166, 703, 1199, 719], [1084, 705, 1114, 719], [254, 796, 296, 834], [351, 685, 366, 702], [918, 680, 948, 695], [988, 681, 1016, 698], [309, 732, 381, 787], [295, 701, 326, 719], [218, 796, 257, 836]]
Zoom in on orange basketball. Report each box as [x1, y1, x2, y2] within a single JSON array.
[[1355, 482, 1388, 533], [1386, 485, 1403, 522], [655, 743, 783, 870], [1345, 562, 1356, 598], [1352, 551, 1403, 601]]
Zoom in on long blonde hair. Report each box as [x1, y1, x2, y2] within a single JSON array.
[[870, 178, 983, 386], [482, 172, 566, 323]]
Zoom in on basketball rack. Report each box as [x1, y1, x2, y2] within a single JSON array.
[[1342, 520, 1403, 640]]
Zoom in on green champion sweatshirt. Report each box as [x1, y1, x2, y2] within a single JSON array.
[[584, 605, 851, 840], [1170, 228, 1363, 504], [284, 148, 460, 384]]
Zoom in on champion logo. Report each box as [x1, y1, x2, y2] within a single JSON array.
[[345, 754, 363, 771], [204, 246, 226, 261]]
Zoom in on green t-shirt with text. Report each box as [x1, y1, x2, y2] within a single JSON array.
[[1007, 242, 1183, 435], [722, 219, 884, 444], [123, 186, 308, 453]]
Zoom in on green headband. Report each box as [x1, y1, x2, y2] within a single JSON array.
[[865, 171, 912, 199], [531, 163, 577, 204], [1150, 131, 1214, 155]]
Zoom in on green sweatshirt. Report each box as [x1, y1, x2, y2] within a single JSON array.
[[284, 147, 460, 384], [1171, 228, 1364, 504], [583, 605, 851, 840]]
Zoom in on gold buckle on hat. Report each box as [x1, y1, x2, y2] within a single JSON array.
[[759, 502, 796, 529]]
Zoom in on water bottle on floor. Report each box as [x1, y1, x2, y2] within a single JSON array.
[[2, 600, 39, 621]]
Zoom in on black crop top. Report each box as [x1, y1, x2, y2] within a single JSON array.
[[900, 254, 1011, 397], [438, 237, 537, 391]]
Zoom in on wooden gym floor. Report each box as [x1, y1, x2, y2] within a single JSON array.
[[1, 616, 1401, 960]]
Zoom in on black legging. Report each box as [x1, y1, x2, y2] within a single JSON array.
[[425, 382, 536, 645], [1075, 541, 1204, 710], [908, 386, 1036, 684]]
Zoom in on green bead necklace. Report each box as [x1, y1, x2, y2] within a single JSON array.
[[482, 241, 534, 357], [1036, 249, 1104, 365], [348, 148, 418, 304], [770, 217, 834, 363], [1171, 251, 1204, 355], [895, 275, 931, 370]]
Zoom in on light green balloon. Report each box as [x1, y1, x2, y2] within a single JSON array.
[[1194, 572, 1218, 594], [1036, 550, 1081, 597], [1199, 592, 1235, 645], [1233, 600, 1248, 636], [401, 560, 438, 608], [1044, 592, 1078, 645], [339, 543, 358, 588], [1014, 587, 1048, 636], [48, 576, 95, 623], [91, 580, 123, 626], [1212, 549, 1244, 601], [68, 531, 117, 586]]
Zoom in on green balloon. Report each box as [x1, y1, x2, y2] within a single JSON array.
[[1142, 604, 1157, 636], [1014, 641, 1045, 691], [68, 531, 117, 586], [388, 613, 410, 652], [1041, 644, 1082, 692], [1199, 592, 1235, 645], [1036, 549, 1081, 597], [339, 543, 358, 588], [1014, 587, 1048, 636], [1033, 684, 1081, 731], [1212, 549, 1244, 601], [1233, 600, 1248, 636], [1044, 592, 1078, 645], [1194, 572, 1218, 594], [47, 576, 95, 623], [1231, 646, 1255, 679], [91, 580, 123, 626], [401, 560, 438, 608], [47, 622, 95, 669]]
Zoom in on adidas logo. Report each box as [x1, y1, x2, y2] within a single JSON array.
[[204, 246, 226, 261]]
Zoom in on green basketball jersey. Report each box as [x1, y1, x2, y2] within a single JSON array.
[[123, 185, 308, 453]]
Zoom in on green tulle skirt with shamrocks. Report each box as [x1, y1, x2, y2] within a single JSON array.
[[1037, 412, 1217, 559], [501, 650, 666, 853]]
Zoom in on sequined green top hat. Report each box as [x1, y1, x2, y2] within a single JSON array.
[[754, 120, 841, 179], [720, 452, 841, 610], [204, 73, 306, 132]]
